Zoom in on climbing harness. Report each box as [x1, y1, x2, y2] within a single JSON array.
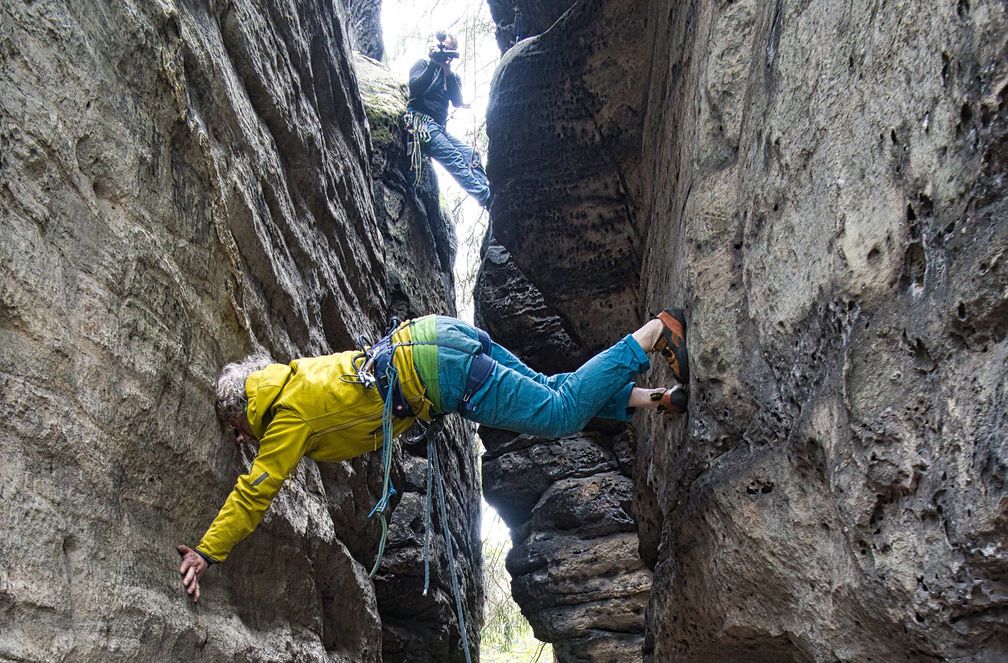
[[352, 317, 494, 663], [360, 320, 495, 577]]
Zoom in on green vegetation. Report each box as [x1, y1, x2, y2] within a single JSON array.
[[480, 522, 553, 662], [355, 55, 408, 151], [360, 88, 404, 150]]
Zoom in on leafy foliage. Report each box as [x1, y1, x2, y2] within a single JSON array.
[[479, 510, 553, 662]]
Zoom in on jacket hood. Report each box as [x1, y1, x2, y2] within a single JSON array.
[[244, 363, 292, 438]]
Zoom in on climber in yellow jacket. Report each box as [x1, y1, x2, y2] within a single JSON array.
[[178, 312, 690, 602]]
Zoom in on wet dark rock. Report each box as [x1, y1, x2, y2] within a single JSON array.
[[486, 0, 577, 52], [342, 0, 384, 60], [475, 239, 588, 374]]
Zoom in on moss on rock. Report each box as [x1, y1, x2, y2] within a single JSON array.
[[355, 54, 408, 151]]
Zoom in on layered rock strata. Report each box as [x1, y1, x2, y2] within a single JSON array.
[[476, 240, 651, 660], [0, 2, 479, 662], [482, 0, 1008, 661]]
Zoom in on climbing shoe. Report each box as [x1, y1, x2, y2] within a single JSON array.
[[651, 384, 688, 416], [653, 307, 689, 385]]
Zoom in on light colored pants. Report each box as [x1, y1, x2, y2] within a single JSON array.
[[423, 121, 491, 207]]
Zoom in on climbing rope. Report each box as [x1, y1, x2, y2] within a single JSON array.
[[357, 320, 475, 663], [426, 432, 474, 663], [467, 9, 480, 170], [366, 356, 399, 578]]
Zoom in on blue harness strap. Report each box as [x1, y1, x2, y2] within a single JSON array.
[[474, 327, 491, 354], [373, 338, 416, 418], [460, 327, 495, 414]]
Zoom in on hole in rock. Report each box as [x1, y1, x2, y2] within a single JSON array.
[[960, 103, 973, 127], [901, 242, 927, 289]]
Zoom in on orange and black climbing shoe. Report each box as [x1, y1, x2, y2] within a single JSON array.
[[651, 384, 688, 416], [653, 307, 689, 385]]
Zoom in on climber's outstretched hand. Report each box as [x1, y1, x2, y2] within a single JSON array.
[[176, 544, 207, 603]]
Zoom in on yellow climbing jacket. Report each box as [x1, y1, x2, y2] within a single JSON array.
[[196, 324, 433, 562]]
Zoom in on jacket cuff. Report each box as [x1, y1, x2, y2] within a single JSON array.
[[194, 548, 219, 565]]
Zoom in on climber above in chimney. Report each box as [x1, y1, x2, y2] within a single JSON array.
[[404, 31, 492, 208], [177, 310, 689, 602]]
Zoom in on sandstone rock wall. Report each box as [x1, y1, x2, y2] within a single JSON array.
[[485, 1, 575, 52], [478, 2, 653, 660], [343, 0, 384, 61], [480, 0, 1008, 661], [636, 1, 1007, 660], [0, 2, 479, 661], [485, 0, 647, 357]]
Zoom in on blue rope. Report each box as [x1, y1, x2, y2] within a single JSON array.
[[367, 358, 399, 578], [360, 325, 472, 663], [429, 435, 474, 663], [422, 435, 434, 595]]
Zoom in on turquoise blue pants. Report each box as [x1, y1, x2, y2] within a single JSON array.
[[428, 318, 650, 437]]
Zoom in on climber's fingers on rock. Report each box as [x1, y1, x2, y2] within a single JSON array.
[[186, 574, 201, 602], [176, 544, 206, 602], [181, 565, 202, 602]]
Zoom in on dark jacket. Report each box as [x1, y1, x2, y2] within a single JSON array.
[[407, 58, 463, 126]]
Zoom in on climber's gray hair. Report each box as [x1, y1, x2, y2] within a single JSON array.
[[214, 351, 273, 423]]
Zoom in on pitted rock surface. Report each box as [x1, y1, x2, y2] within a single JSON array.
[[0, 2, 479, 662], [636, 1, 1008, 660], [482, 0, 1008, 661], [485, 0, 648, 358]]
